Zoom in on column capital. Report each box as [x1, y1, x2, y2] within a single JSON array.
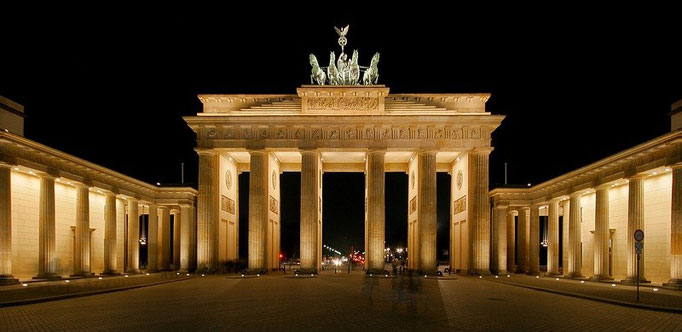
[[519, 206, 531, 212], [158, 205, 170, 211], [418, 149, 438, 156], [195, 148, 218, 156], [470, 147, 494, 155], [367, 148, 387, 155], [299, 149, 320, 156], [670, 162, 682, 170], [507, 208, 519, 216]]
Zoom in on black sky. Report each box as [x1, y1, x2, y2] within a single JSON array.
[[2, 6, 681, 258]]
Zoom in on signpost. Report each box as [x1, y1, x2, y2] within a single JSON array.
[[634, 229, 644, 302]]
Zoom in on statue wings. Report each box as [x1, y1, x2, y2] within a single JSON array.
[[334, 25, 349, 37]]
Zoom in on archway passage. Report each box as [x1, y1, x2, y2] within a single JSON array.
[[322, 173, 364, 272]]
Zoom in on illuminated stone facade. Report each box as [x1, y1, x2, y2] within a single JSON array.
[[491, 130, 682, 289], [185, 85, 504, 274], [0, 131, 196, 283]]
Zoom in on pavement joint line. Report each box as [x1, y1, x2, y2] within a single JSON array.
[[483, 277, 682, 314], [0, 276, 194, 308]]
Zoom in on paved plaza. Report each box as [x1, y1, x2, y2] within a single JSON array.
[[1, 272, 681, 331]]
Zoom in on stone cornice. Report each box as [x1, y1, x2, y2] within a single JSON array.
[[0, 131, 197, 203], [490, 130, 682, 204], [185, 114, 504, 150]]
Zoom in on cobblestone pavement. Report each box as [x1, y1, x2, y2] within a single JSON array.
[[0, 272, 190, 304], [484, 273, 682, 309], [0, 272, 681, 331]]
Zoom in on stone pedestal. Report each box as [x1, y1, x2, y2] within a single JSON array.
[[36, 175, 60, 280], [591, 186, 613, 281], [197, 150, 218, 272], [566, 192, 584, 279], [664, 165, 682, 290], [0, 164, 18, 285], [545, 199, 561, 276], [365, 150, 386, 275], [418, 151, 437, 275], [126, 199, 140, 273]]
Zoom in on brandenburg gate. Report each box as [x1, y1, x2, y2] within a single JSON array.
[[184, 85, 503, 274], [184, 27, 503, 275]]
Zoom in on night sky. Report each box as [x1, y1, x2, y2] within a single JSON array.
[[3, 7, 680, 259]]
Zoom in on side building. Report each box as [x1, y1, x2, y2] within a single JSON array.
[[490, 106, 681, 289], [0, 97, 197, 284]]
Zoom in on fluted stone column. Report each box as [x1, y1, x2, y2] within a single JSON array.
[[664, 165, 682, 290], [561, 199, 570, 274], [0, 163, 18, 285], [179, 204, 191, 272], [418, 151, 437, 274], [248, 150, 267, 273], [506, 210, 517, 273], [528, 206, 540, 275], [197, 149, 218, 272], [102, 193, 119, 275], [300, 150, 320, 273], [567, 192, 583, 278], [366, 149, 386, 274], [624, 176, 648, 283], [173, 210, 181, 269], [147, 204, 158, 272], [37, 174, 60, 279], [126, 198, 139, 273], [189, 205, 197, 271], [493, 204, 508, 275], [159, 206, 171, 270], [469, 150, 491, 274], [73, 184, 93, 277], [592, 186, 612, 280], [517, 207, 530, 274], [546, 199, 561, 276]]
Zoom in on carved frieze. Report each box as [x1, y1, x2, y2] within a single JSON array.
[[199, 124, 492, 143]]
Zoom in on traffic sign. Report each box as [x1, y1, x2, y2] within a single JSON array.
[[634, 229, 644, 242]]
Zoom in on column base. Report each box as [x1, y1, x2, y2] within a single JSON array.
[[70, 272, 95, 278], [565, 272, 586, 280], [621, 276, 650, 285], [589, 275, 614, 281], [100, 271, 121, 276], [0, 276, 20, 285], [544, 271, 562, 277], [33, 273, 62, 280], [471, 269, 492, 276], [662, 279, 682, 290], [495, 270, 508, 276]]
